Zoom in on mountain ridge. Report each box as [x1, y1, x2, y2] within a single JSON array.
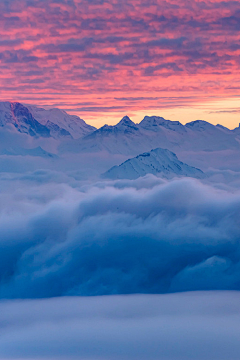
[[64, 115, 240, 156], [1, 101, 240, 157]]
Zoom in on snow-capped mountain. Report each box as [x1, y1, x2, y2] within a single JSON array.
[[59, 115, 143, 154], [65, 115, 240, 156], [103, 148, 204, 180], [0, 102, 51, 138], [2, 102, 240, 159], [0, 102, 95, 139], [139, 115, 186, 133], [26, 105, 96, 139]]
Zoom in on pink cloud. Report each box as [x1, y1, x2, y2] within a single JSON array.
[[0, 0, 240, 125]]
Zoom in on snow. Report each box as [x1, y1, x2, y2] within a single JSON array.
[[139, 115, 186, 132], [0, 102, 50, 138], [26, 104, 96, 139], [0, 102, 96, 140], [1, 103, 240, 158], [103, 147, 204, 179], [1, 103, 240, 181], [66, 114, 240, 156]]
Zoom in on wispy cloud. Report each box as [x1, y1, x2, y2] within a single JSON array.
[[209, 108, 240, 114]]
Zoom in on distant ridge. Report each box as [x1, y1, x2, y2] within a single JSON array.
[[61, 115, 240, 155]]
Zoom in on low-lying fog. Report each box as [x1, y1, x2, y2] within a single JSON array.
[[1, 292, 240, 360]]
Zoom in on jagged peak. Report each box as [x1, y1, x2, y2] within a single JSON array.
[[116, 115, 136, 127], [139, 115, 184, 131]]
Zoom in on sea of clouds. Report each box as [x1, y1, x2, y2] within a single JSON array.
[[1, 171, 240, 298]]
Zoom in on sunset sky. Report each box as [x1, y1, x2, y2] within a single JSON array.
[[1, 0, 240, 128]]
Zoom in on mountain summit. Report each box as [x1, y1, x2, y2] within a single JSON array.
[[115, 116, 139, 132], [0, 102, 95, 139], [26, 104, 96, 139], [0, 102, 51, 138], [103, 148, 204, 180], [139, 116, 185, 132]]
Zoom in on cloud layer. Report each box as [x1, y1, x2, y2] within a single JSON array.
[[1, 292, 240, 360], [1, 176, 240, 298]]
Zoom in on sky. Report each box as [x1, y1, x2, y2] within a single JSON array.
[[1, 0, 240, 128]]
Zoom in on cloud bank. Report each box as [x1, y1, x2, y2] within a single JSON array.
[[1, 176, 240, 298]]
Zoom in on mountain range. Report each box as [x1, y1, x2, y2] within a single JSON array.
[[1, 102, 240, 156], [60, 115, 240, 156], [1, 101, 240, 177]]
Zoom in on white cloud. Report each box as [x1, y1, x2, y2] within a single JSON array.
[[0, 177, 240, 298]]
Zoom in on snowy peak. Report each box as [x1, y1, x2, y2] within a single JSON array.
[[185, 120, 215, 131], [103, 148, 204, 180], [116, 115, 137, 127], [25, 105, 96, 139], [139, 115, 186, 132], [140, 115, 167, 127], [114, 116, 139, 132], [0, 102, 96, 139], [0, 102, 51, 138], [84, 116, 139, 140]]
